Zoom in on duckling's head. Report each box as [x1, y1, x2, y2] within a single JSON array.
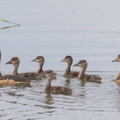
[[61, 55, 73, 63], [73, 60, 88, 68], [112, 54, 120, 62], [31, 56, 44, 64], [5, 57, 20, 65], [44, 70, 56, 79]]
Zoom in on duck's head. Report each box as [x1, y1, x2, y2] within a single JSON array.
[[44, 70, 56, 79], [61, 55, 73, 63], [112, 54, 120, 62], [73, 60, 88, 68], [31, 56, 44, 64], [5, 57, 20, 65]]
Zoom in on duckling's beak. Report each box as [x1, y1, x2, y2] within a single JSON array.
[[73, 63, 78, 66], [5, 61, 12, 64], [61, 59, 65, 62], [31, 59, 36, 62], [112, 59, 118, 62]]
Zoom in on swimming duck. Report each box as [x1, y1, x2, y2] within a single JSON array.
[[73, 60, 101, 82], [112, 54, 120, 84], [114, 72, 120, 84], [61, 56, 79, 78], [5, 57, 40, 80], [31, 56, 44, 73], [112, 54, 120, 62], [43, 70, 72, 95], [0, 54, 30, 86], [31, 56, 56, 79]]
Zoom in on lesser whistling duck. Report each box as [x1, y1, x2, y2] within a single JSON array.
[[32, 56, 56, 79], [43, 70, 72, 95], [73, 60, 101, 82], [112, 54, 120, 84], [31, 56, 44, 73], [61, 56, 79, 78], [5, 57, 40, 80], [0, 54, 30, 86]]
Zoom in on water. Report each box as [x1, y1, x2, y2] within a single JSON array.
[[1, 0, 120, 120]]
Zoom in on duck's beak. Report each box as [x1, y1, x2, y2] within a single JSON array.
[[112, 59, 118, 62], [31, 59, 36, 62], [5, 61, 12, 64], [73, 63, 78, 66], [61, 59, 65, 62]]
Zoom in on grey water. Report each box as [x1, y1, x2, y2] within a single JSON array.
[[1, 0, 120, 120]]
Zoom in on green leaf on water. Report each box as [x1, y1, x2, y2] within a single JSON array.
[[0, 19, 20, 29]]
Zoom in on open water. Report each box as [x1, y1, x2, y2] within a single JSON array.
[[0, 0, 120, 120]]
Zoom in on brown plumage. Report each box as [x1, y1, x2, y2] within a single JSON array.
[[112, 54, 120, 84], [114, 72, 120, 84], [44, 70, 72, 95], [31, 56, 45, 73], [32, 56, 56, 79], [0, 53, 30, 86], [73, 60, 101, 82], [112, 54, 120, 62], [5, 57, 40, 80], [61, 56, 79, 78]]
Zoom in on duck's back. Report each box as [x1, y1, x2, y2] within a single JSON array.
[[45, 86, 72, 95], [81, 74, 101, 82]]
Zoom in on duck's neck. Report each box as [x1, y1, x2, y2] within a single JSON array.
[[13, 64, 19, 76], [78, 66, 87, 79], [44, 78, 52, 90], [0, 71, 2, 76], [37, 62, 44, 73], [65, 62, 72, 75]]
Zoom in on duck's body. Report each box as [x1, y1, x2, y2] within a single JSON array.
[[112, 54, 120, 84], [44, 70, 72, 95], [73, 60, 101, 82], [61, 56, 79, 78], [0, 75, 30, 85], [0, 54, 30, 86], [114, 72, 120, 84], [6, 57, 42, 80]]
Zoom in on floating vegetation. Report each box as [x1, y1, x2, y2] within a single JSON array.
[[0, 19, 20, 30]]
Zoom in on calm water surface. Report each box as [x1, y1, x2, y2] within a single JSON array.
[[1, 0, 120, 120]]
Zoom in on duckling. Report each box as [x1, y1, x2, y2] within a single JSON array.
[[31, 56, 44, 73], [73, 60, 101, 82], [61, 56, 79, 78], [114, 72, 120, 84], [0, 75, 30, 86], [0, 54, 30, 86], [44, 70, 72, 95], [112, 54, 120, 62], [31, 56, 56, 79], [5, 57, 40, 80], [112, 54, 120, 84]]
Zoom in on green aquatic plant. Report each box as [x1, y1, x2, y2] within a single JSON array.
[[0, 19, 20, 29]]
